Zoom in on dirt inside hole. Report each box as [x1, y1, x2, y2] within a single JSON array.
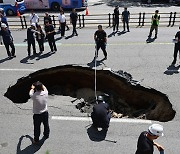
[[4, 65, 176, 122]]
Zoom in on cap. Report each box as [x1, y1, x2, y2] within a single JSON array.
[[1, 23, 7, 28], [148, 124, 164, 137], [31, 23, 36, 27], [97, 95, 103, 101], [0, 8, 4, 11]]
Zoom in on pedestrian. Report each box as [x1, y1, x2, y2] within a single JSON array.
[[58, 10, 66, 37], [27, 23, 37, 57], [29, 81, 50, 144], [135, 124, 164, 154], [121, 7, 130, 32], [59, 6, 70, 31], [0, 8, 6, 16], [94, 25, 107, 59], [148, 10, 160, 39], [35, 24, 45, 53], [0, 23, 16, 59], [91, 96, 111, 131], [44, 21, 57, 52], [44, 12, 52, 25], [171, 26, 180, 65], [70, 8, 78, 36], [113, 6, 119, 32], [0, 12, 8, 27], [29, 10, 39, 25]]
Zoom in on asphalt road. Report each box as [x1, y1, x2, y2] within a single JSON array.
[[0, 1, 180, 154]]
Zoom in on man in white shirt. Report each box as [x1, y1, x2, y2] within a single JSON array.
[[58, 10, 66, 37], [29, 10, 39, 25], [29, 81, 50, 144]]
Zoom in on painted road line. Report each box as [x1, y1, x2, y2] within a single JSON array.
[[0, 68, 37, 72], [52, 116, 152, 124]]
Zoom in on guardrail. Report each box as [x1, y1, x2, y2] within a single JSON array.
[[7, 12, 180, 30]]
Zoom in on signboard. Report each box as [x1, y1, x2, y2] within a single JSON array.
[[24, 0, 49, 9]]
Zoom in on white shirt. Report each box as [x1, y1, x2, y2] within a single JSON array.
[[29, 13, 39, 24], [58, 14, 66, 23], [29, 88, 48, 114]]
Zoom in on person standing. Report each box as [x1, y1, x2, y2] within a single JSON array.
[[44, 21, 57, 52], [172, 26, 180, 65], [27, 23, 37, 57], [0, 23, 16, 59], [94, 25, 107, 59], [70, 8, 78, 36], [122, 7, 130, 32], [148, 10, 160, 39], [135, 124, 164, 154], [29, 10, 39, 25], [29, 81, 50, 144], [113, 6, 119, 32], [58, 10, 66, 37], [44, 12, 52, 25], [36, 24, 45, 53], [91, 96, 111, 130]]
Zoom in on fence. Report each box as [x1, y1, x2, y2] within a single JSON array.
[[7, 12, 180, 30]]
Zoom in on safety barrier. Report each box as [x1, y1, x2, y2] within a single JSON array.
[[7, 12, 180, 30]]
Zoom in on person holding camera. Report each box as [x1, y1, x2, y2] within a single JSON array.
[[29, 81, 50, 144]]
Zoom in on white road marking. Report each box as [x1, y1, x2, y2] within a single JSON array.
[[0, 68, 37, 71], [52, 116, 152, 124]]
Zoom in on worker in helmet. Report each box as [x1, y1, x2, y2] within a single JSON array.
[[91, 95, 111, 131], [135, 124, 164, 154]]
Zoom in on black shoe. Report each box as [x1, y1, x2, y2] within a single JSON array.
[[104, 56, 107, 60], [154, 36, 157, 39]]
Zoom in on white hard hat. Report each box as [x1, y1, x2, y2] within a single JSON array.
[[1, 23, 7, 28], [31, 23, 36, 27], [97, 95, 103, 101], [148, 124, 164, 137], [0, 8, 4, 11]]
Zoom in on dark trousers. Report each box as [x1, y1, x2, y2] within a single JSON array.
[[4, 42, 15, 57], [37, 39, 44, 52], [113, 19, 119, 31], [123, 20, 129, 31], [27, 40, 36, 56], [91, 112, 111, 129], [149, 25, 158, 37], [33, 111, 50, 142], [72, 22, 77, 35], [48, 37, 57, 52], [61, 22, 66, 36], [96, 42, 107, 58], [172, 43, 180, 64]]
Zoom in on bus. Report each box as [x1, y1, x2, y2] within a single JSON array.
[[0, 0, 26, 16], [24, 0, 88, 11]]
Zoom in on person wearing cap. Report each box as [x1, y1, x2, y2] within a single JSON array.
[[27, 23, 37, 57], [91, 95, 111, 130], [135, 124, 164, 154], [94, 25, 107, 60], [148, 10, 160, 39], [171, 26, 180, 65], [0, 23, 16, 59], [44, 12, 52, 25], [113, 6, 120, 33], [121, 7, 130, 32], [70, 8, 78, 36], [29, 81, 50, 144]]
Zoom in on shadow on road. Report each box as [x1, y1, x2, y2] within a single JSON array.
[[20, 56, 34, 64], [16, 135, 46, 154], [87, 57, 106, 68], [36, 51, 56, 61], [164, 64, 180, 75], [87, 125, 107, 142], [0, 57, 11, 64]]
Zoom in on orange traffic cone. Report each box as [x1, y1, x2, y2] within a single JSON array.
[[85, 7, 89, 16], [17, 10, 21, 17]]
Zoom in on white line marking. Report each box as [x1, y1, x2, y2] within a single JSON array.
[[52, 116, 152, 124], [0, 68, 37, 71]]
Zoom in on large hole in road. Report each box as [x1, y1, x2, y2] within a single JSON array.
[[4, 65, 175, 122]]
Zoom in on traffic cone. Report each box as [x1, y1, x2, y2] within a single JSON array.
[[85, 7, 89, 16], [17, 10, 21, 17]]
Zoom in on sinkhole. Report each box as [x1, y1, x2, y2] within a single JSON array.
[[4, 65, 176, 122]]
